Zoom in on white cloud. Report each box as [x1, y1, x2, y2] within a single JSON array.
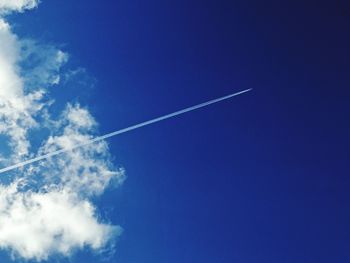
[[20, 40, 69, 87], [0, 0, 39, 14], [0, 18, 44, 160], [35, 103, 126, 197], [0, 182, 121, 261], [0, 3, 125, 261]]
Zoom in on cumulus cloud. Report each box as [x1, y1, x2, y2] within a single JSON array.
[[0, 3, 125, 261], [35, 104, 126, 197], [0, 0, 39, 14], [0, 182, 121, 261], [0, 18, 45, 160]]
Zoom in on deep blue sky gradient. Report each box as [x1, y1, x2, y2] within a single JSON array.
[[5, 0, 350, 262]]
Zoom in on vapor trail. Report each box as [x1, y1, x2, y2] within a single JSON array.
[[0, 88, 252, 174]]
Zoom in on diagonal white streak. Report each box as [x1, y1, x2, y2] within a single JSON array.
[[0, 88, 252, 174]]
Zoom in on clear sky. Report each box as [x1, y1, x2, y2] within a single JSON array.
[[0, 0, 349, 262]]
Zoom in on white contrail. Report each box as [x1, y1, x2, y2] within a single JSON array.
[[0, 88, 252, 174]]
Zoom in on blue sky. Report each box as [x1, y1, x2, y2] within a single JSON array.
[[0, 0, 349, 262]]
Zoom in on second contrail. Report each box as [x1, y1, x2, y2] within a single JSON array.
[[0, 88, 252, 174]]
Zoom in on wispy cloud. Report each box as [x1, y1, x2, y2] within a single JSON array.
[[0, 2, 125, 261]]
